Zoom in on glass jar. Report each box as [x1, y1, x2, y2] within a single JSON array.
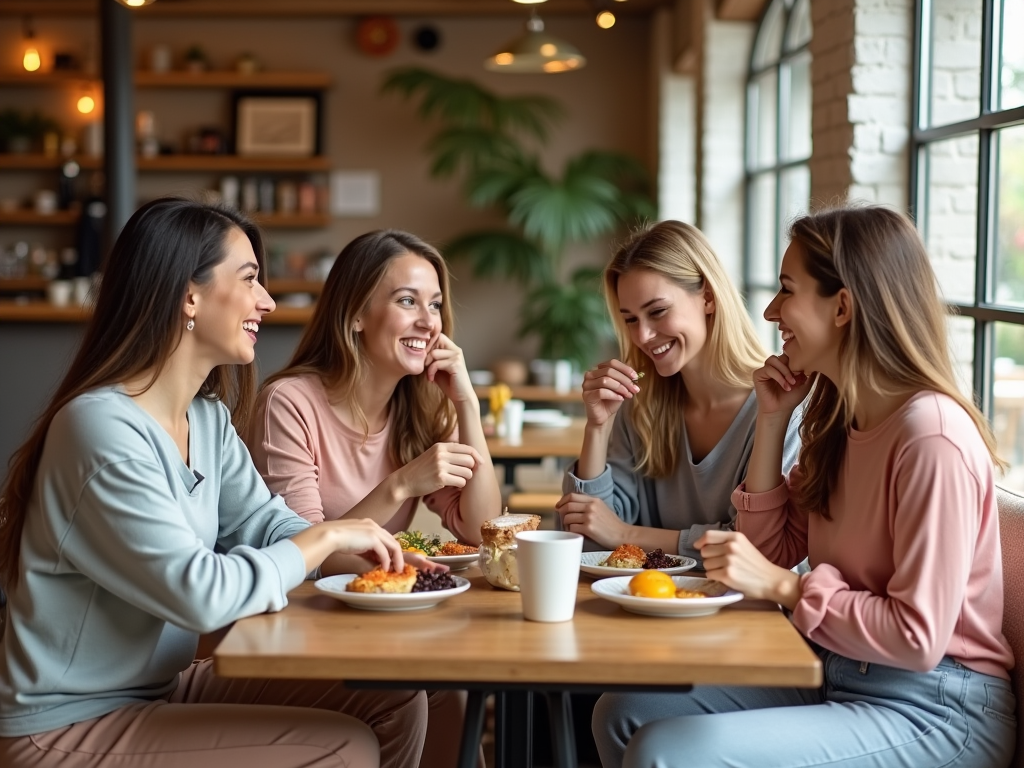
[[479, 541, 521, 591]]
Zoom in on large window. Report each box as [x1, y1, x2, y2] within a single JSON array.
[[913, 0, 1024, 490], [744, 0, 812, 350]]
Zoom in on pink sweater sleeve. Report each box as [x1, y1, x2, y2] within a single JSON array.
[[247, 386, 326, 525], [792, 435, 982, 672], [732, 471, 809, 570]]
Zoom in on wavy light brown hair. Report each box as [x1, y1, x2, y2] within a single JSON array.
[[787, 206, 1004, 518], [0, 197, 265, 590], [605, 220, 767, 477], [262, 229, 456, 466]]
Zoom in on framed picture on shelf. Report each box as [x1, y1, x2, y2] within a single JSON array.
[[234, 91, 321, 157]]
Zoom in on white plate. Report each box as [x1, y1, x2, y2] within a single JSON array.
[[314, 573, 471, 611], [579, 551, 697, 578], [591, 575, 743, 617], [521, 409, 573, 428], [425, 552, 479, 571]]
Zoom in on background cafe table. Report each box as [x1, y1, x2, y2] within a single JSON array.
[[214, 570, 821, 768], [485, 417, 586, 460]]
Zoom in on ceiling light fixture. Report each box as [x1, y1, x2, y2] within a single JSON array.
[[596, 11, 616, 28], [114, 0, 156, 7], [22, 17, 41, 72], [484, 10, 586, 74]]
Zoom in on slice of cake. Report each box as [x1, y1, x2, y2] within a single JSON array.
[[346, 564, 417, 594], [603, 543, 646, 569]]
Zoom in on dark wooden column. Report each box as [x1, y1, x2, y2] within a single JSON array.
[[100, 0, 135, 247]]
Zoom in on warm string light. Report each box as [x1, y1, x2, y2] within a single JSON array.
[[22, 16, 40, 72], [77, 95, 96, 114]]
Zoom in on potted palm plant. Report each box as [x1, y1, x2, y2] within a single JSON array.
[[381, 68, 655, 369]]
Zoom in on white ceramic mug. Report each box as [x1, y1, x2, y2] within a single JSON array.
[[47, 279, 72, 307], [515, 530, 584, 622]]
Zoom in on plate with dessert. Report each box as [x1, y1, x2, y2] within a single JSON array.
[[395, 531, 480, 571], [579, 544, 697, 578], [591, 573, 742, 617], [315, 565, 471, 611]]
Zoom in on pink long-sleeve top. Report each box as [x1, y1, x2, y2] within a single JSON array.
[[246, 374, 471, 541], [732, 391, 1013, 679]]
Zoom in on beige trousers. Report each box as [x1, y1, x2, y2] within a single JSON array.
[[0, 659, 431, 768]]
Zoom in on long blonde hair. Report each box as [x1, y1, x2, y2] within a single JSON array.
[[262, 230, 456, 466], [604, 220, 766, 477], [788, 206, 1005, 518]]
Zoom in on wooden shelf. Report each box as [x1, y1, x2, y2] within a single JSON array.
[[0, 154, 101, 170], [0, 71, 97, 86], [266, 279, 324, 295], [474, 384, 581, 403], [134, 71, 331, 89], [0, 299, 315, 324], [254, 213, 331, 228], [0, 209, 80, 225], [137, 155, 331, 172], [0, 277, 49, 291]]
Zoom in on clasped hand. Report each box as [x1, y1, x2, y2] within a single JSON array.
[[555, 493, 628, 548], [395, 442, 483, 499]]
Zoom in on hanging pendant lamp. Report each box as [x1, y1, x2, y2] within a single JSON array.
[[484, 11, 586, 74]]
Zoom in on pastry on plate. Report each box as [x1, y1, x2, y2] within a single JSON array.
[[346, 564, 417, 594], [603, 543, 646, 569]]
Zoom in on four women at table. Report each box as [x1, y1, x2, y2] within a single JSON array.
[[557, 220, 801, 562], [0, 199, 428, 768], [593, 206, 1016, 768]]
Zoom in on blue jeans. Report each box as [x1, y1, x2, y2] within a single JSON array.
[[593, 652, 1016, 768]]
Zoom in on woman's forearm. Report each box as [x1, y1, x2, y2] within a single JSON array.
[[577, 421, 614, 479], [743, 413, 792, 493], [618, 524, 682, 554], [454, 398, 502, 533]]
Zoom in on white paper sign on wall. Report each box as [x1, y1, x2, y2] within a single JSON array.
[[330, 170, 380, 217]]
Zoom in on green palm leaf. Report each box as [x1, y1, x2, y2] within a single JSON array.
[[428, 127, 524, 178], [518, 268, 613, 368], [509, 175, 620, 253], [444, 230, 549, 284]]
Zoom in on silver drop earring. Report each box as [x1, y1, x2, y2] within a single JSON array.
[[186, 318, 195, 331]]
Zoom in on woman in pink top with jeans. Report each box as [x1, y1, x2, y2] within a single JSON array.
[[593, 206, 1016, 768], [247, 229, 501, 768]]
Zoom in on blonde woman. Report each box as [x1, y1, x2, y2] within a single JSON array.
[[246, 229, 500, 768], [556, 220, 800, 560], [595, 206, 1015, 768]]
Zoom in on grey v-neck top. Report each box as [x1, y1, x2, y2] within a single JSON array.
[[563, 392, 802, 561], [0, 387, 310, 737]]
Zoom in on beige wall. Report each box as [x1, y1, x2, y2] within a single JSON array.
[[0, 13, 654, 370]]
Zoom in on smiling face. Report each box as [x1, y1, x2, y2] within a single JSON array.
[[354, 253, 443, 381], [188, 226, 275, 367], [615, 268, 714, 378], [764, 241, 846, 377]]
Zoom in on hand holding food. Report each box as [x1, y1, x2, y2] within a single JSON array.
[[581, 359, 642, 427], [694, 529, 800, 608], [425, 333, 476, 404], [394, 442, 482, 498]]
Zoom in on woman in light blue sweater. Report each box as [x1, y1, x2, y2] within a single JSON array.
[[0, 199, 426, 768], [557, 221, 801, 563]]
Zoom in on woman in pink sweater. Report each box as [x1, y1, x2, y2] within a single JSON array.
[[246, 229, 500, 768], [593, 206, 1016, 768]]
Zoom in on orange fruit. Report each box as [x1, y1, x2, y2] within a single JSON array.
[[628, 570, 676, 599]]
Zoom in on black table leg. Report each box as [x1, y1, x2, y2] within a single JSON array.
[[545, 691, 577, 768], [495, 690, 533, 768], [457, 690, 488, 768]]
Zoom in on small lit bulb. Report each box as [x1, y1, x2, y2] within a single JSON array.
[[596, 11, 616, 29], [540, 42, 557, 56], [23, 46, 41, 72], [494, 52, 514, 66], [77, 95, 95, 114]]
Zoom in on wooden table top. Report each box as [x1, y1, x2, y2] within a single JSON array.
[[486, 419, 585, 459], [214, 570, 822, 689]]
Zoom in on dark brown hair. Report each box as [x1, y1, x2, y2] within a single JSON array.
[[0, 197, 265, 589], [261, 229, 456, 466], [788, 205, 1003, 517]]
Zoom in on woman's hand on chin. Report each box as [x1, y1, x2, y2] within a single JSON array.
[[753, 354, 813, 417], [424, 333, 476, 405]]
